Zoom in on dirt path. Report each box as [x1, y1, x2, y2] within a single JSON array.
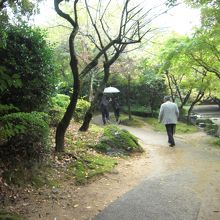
[[8, 145, 153, 220], [4, 116, 220, 220]]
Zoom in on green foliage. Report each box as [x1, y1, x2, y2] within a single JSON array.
[[122, 105, 157, 117], [94, 125, 144, 155], [196, 118, 213, 125], [108, 68, 166, 112], [0, 104, 19, 117], [51, 94, 70, 108], [0, 71, 22, 92], [0, 0, 37, 21], [166, 0, 220, 28], [0, 111, 50, 162], [179, 107, 187, 117], [1, 161, 60, 187], [0, 210, 22, 220], [137, 70, 167, 112], [195, 119, 219, 136], [145, 117, 198, 133], [68, 155, 117, 184], [0, 24, 57, 112], [185, 0, 220, 28], [0, 25, 7, 49], [49, 94, 90, 125], [158, 33, 220, 113], [213, 137, 220, 147], [49, 94, 70, 126], [176, 122, 198, 133], [74, 99, 90, 122], [204, 123, 219, 136], [120, 115, 145, 127]]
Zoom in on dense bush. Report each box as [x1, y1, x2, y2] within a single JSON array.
[[204, 123, 219, 136], [49, 94, 70, 126], [51, 94, 70, 108], [213, 138, 220, 146], [0, 104, 19, 117], [0, 24, 57, 112], [74, 99, 90, 122], [196, 118, 219, 136], [196, 118, 213, 125], [49, 94, 90, 125], [106, 69, 166, 114], [94, 125, 144, 155], [122, 105, 157, 117], [0, 111, 50, 163]]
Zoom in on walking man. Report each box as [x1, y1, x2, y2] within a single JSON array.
[[158, 96, 179, 147]]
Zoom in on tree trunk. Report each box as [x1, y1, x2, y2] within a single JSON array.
[[79, 110, 93, 131], [89, 71, 94, 102], [213, 97, 220, 110], [79, 63, 110, 131], [55, 89, 79, 151], [178, 89, 192, 120], [165, 70, 175, 102], [187, 91, 204, 123], [55, 29, 80, 152], [79, 94, 101, 131]]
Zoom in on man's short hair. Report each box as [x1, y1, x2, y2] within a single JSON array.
[[164, 96, 171, 101]]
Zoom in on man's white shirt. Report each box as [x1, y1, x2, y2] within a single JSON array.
[[159, 101, 179, 125]]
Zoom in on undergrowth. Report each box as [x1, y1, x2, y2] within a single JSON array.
[[213, 137, 220, 147], [67, 154, 117, 184], [144, 117, 198, 133]]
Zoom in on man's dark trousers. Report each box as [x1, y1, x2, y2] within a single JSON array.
[[165, 124, 176, 146]]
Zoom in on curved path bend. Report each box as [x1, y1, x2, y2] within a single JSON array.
[[92, 116, 220, 220]]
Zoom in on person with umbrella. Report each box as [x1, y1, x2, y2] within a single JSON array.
[[101, 86, 120, 124], [111, 96, 120, 123], [100, 93, 110, 125]]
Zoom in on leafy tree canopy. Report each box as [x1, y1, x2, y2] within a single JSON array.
[[0, 0, 41, 22]]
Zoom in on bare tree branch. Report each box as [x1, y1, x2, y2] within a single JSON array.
[[190, 53, 220, 79], [85, 0, 108, 60], [54, 0, 77, 28]]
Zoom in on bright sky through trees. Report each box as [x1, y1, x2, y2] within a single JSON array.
[[33, 0, 200, 35], [152, 3, 201, 34]]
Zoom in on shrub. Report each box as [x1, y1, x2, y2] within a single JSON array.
[[51, 94, 70, 108], [213, 138, 220, 146], [74, 99, 90, 122], [0, 111, 49, 163], [68, 154, 117, 184], [94, 125, 144, 155], [204, 123, 219, 136], [196, 118, 219, 136], [49, 94, 90, 125], [0, 24, 57, 112], [49, 94, 70, 126], [121, 105, 157, 117], [49, 94, 90, 126], [196, 118, 213, 125], [0, 104, 19, 117]]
